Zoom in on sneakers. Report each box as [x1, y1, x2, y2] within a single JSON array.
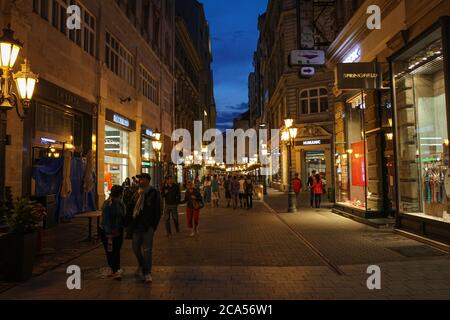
[[144, 274, 153, 283]]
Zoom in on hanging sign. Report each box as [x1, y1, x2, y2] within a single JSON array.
[[336, 62, 382, 90], [290, 50, 325, 66]]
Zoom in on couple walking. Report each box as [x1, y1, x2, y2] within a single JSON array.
[[100, 173, 160, 283]]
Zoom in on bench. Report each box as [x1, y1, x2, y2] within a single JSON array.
[[74, 211, 102, 242]]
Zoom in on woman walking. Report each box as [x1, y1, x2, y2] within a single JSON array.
[[182, 181, 204, 237], [100, 185, 126, 280], [244, 177, 254, 210], [313, 174, 324, 209], [231, 176, 241, 210]]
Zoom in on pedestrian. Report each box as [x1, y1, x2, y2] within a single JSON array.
[[203, 176, 212, 204], [224, 175, 232, 208], [194, 176, 201, 191], [231, 176, 240, 210], [122, 177, 131, 188], [161, 175, 181, 237], [313, 174, 324, 209], [182, 181, 204, 237], [129, 173, 162, 284], [307, 170, 317, 208], [292, 173, 302, 206], [244, 177, 254, 210], [211, 175, 220, 208], [100, 185, 126, 280], [131, 176, 138, 187], [239, 176, 246, 208]]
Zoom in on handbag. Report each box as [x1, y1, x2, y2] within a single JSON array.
[[192, 199, 204, 210]]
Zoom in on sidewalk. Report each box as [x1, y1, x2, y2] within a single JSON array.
[[1, 193, 449, 300], [0, 218, 100, 293]]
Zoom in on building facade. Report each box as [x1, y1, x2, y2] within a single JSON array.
[[175, 0, 216, 132], [252, 0, 359, 193], [1, 0, 176, 207], [327, 0, 450, 244]]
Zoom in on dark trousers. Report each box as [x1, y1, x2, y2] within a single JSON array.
[[164, 204, 180, 234], [246, 194, 253, 209], [100, 229, 123, 273], [310, 189, 315, 207], [315, 194, 322, 208]]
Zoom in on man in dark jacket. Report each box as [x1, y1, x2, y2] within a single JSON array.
[[162, 175, 181, 236], [130, 173, 161, 284], [307, 170, 317, 208]]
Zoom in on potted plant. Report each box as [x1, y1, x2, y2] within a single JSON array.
[[2, 198, 46, 282]]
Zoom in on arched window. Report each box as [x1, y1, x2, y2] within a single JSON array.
[[299, 87, 328, 115]]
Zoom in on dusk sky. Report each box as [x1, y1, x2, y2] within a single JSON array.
[[201, 0, 268, 132]]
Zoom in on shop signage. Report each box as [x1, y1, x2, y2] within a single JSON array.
[[113, 114, 129, 127], [303, 140, 322, 146], [40, 137, 56, 144], [297, 139, 331, 146], [290, 50, 325, 66], [142, 126, 156, 138], [35, 79, 95, 115], [336, 62, 382, 90], [105, 109, 136, 131]]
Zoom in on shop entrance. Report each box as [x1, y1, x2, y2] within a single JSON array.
[[304, 151, 326, 181]]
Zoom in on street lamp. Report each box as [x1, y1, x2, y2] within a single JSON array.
[[282, 117, 298, 213], [152, 130, 163, 189], [0, 24, 37, 217]]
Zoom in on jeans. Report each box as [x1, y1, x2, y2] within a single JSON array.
[[315, 194, 322, 208], [310, 189, 315, 207], [246, 194, 253, 209], [100, 229, 123, 273], [232, 193, 239, 209], [132, 228, 155, 276], [164, 204, 179, 234]]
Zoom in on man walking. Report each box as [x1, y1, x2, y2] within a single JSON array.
[[307, 170, 316, 208], [129, 173, 162, 284], [162, 175, 181, 237]]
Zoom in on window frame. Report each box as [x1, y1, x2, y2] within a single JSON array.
[[299, 87, 329, 115]]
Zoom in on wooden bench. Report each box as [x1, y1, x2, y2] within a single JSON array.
[[74, 211, 102, 242]]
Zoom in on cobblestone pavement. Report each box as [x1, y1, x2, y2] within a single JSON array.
[[1, 189, 450, 300]]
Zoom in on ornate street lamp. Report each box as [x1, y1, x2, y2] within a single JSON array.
[[152, 130, 163, 189], [0, 25, 38, 117], [0, 24, 37, 216], [282, 117, 298, 213]]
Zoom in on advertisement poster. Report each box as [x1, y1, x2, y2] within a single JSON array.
[[351, 141, 367, 187]]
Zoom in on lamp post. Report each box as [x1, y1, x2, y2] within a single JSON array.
[[282, 117, 298, 213], [152, 130, 163, 190], [0, 24, 38, 216]]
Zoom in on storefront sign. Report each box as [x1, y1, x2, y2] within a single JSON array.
[[142, 126, 156, 138], [336, 62, 382, 90], [303, 140, 322, 146], [35, 79, 95, 115], [40, 137, 56, 144], [297, 139, 330, 146], [113, 114, 129, 127], [105, 109, 136, 131]]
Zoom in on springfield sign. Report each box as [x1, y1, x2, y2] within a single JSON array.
[[336, 62, 382, 90]]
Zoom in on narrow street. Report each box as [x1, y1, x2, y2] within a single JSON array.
[[1, 190, 449, 300]]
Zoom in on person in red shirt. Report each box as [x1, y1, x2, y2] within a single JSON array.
[[313, 174, 324, 209], [291, 173, 302, 206]]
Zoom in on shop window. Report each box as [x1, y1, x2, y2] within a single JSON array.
[[335, 94, 368, 210], [299, 88, 329, 115], [393, 28, 450, 223], [105, 125, 129, 155]]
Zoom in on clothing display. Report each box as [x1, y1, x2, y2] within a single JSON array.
[[423, 167, 446, 205]]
